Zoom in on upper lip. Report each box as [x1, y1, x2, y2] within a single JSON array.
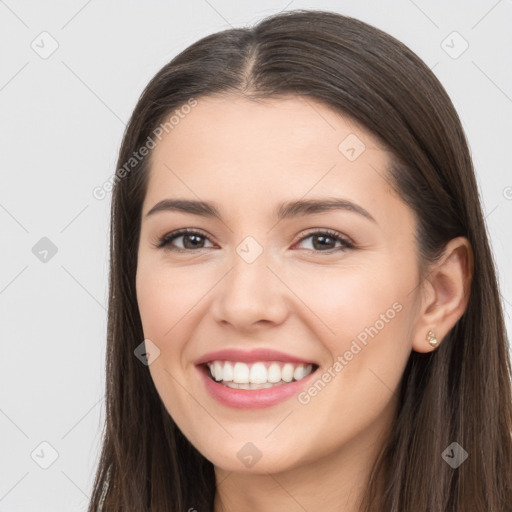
[[195, 348, 317, 366]]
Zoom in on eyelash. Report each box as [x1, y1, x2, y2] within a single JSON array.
[[155, 228, 354, 254]]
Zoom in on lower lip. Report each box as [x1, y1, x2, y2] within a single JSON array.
[[197, 365, 317, 409]]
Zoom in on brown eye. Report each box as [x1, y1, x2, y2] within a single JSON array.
[[157, 229, 214, 251], [295, 230, 354, 252]]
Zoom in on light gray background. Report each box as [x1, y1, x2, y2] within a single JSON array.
[[1, 0, 511, 510]]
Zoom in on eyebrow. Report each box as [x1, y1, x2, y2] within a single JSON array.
[[145, 198, 376, 223]]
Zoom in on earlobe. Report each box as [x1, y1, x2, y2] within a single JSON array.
[[411, 236, 473, 354], [425, 330, 438, 347]]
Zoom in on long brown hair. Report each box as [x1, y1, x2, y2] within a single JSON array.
[[88, 9, 512, 511]]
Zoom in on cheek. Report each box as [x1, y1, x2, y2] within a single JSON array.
[[285, 260, 416, 395], [135, 262, 202, 421], [136, 260, 211, 340], [136, 272, 168, 341], [287, 261, 406, 343]]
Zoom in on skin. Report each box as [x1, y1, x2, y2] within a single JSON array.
[[136, 95, 472, 512]]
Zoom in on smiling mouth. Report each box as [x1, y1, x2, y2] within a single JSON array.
[[203, 360, 319, 389]]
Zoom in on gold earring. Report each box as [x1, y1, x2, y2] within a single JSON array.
[[426, 330, 438, 347]]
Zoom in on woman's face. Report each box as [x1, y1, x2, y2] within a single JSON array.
[[136, 95, 424, 474]]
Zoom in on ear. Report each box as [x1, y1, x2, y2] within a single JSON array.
[[412, 236, 474, 353]]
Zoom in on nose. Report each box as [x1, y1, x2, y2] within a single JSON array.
[[210, 246, 290, 332]]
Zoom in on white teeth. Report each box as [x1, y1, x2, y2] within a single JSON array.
[[249, 362, 267, 384], [222, 362, 234, 382], [225, 381, 280, 389], [233, 362, 250, 384], [281, 363, 295, 382], [213, 361, 223, 381], [293, 364, 306, 381], [267, 362, 281, 383], [206, 360, 314, 386]]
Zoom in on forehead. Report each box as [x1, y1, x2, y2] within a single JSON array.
[[144, 94, 397, 216], [151, 94, 382, 162]]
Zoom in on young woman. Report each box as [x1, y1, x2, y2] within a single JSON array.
[[88, 9, 512, 512]]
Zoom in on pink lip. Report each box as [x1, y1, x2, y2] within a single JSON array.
[[196, 365, 318, 409], [194, 348, 316, 366]]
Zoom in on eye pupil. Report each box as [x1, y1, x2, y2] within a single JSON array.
[[313, 235, 335, 250], [183, 234, 205, 249]]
